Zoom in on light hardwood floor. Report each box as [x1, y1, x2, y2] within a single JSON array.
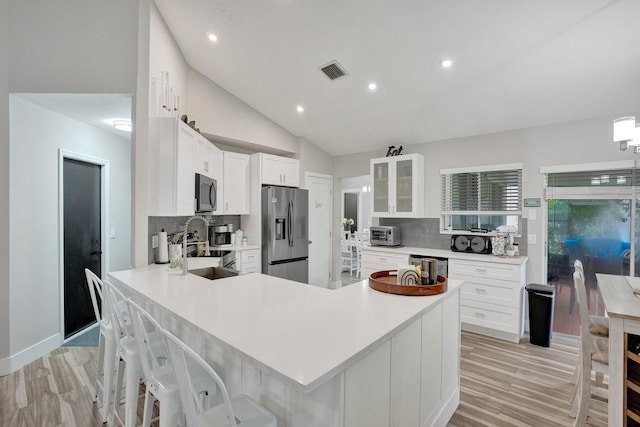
[[0, 331, 606, 426]]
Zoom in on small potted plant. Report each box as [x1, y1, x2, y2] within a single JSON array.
[[505, 244, 516, 257], [342, 218, 354, 232]]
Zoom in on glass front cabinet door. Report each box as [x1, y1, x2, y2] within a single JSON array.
[[370, 153, 424, 218]]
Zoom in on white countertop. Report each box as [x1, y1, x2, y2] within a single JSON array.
[[108, 265, 462, 393], [362, 245, 528, 265]]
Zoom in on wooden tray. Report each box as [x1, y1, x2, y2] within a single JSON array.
[[369, 270, 447, 296]]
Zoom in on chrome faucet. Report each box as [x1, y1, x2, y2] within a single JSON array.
[[182, 215, 209, 275]]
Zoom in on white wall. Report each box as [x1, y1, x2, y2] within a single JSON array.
[[149, 1, 189, 118], [187, 69, 298, 154], [0, 0, 10, 373], [9, 96, 132, 370], [7, 0, 138, 93], [297, 136, 333, 185], [333, 114, 640, 287]]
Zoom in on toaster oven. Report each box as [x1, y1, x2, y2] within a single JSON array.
[[369, 226, 402, 246]]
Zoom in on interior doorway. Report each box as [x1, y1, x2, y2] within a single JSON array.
[[306, 172, 333, 288], [61, 153, 107, 339]]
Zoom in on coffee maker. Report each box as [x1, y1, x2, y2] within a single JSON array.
[[211, 225, 232, 246]]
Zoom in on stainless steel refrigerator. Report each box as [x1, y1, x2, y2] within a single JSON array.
[[262, 186, 309, 283]]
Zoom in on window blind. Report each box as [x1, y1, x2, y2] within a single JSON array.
[[441, 168, 522, 213]]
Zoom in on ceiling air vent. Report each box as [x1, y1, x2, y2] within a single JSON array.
[[319, 61, 348, 81]]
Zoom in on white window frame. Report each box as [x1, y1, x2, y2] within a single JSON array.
[[440, 163, 523, 235]]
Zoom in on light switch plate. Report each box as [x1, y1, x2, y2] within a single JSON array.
[[152, 235, 158, 248], [110, 227, 116, 239], [528, 234, 537, 245]]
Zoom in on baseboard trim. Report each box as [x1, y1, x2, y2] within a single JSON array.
[[10, 333, 61, 373], [0, 356, 9, 376]]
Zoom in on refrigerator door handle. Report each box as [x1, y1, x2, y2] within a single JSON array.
[[288, 200, 294, 247]]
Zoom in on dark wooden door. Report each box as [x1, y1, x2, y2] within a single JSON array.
[[63, 158, 101, 338]]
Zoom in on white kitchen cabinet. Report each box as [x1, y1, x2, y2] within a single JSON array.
[[448, 258, 526, 343], [148, 118, 196, 216], [235, 248, 259, 274], [370, 153, 424, 218], [360, 250, 409, 279], [221, 152, 250, 214], [259, 153, 299, 187], [193, 135, 222, 181], [343, 291, 461, 427]]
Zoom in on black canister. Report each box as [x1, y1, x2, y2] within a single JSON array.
[[421, 258, 438, 285]]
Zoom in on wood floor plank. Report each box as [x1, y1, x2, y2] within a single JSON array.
[[0, 330, 607, 427]]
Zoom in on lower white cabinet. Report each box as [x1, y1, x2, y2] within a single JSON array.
[[448, 258, 526, 343], [343, 290, 460, 427], [361, 250, 409, 278], [236, 249, 259, 274]]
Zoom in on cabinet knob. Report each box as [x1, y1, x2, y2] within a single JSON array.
[[475, 288, 487, 293]]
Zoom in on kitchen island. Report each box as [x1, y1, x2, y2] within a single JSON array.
[[109, 266, 462, 427]]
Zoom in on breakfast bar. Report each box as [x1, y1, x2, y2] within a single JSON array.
[[109, 266, 463, 427]]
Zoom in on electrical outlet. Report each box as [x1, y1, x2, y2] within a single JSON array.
[[152, 235, 158, 248], [528, 234, 537, 245]]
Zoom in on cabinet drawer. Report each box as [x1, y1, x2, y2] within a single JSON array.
[[449, 259, 521, 282], [461, 279, 522, 308], [460, 301, 519, 334], [361, 251, 408, 271], [241, 250, 259, 264]]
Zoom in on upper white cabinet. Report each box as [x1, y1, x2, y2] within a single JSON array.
[[370, 153, 424, 218], [259, 153, 299, 187], [193, 134, 222, 182], [149, 118, 196, 216], [221, 152, 250, 214]]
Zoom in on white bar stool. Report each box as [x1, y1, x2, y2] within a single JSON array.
[[163, 329, 277, 427], [127, 299, 214, 427], [84, 268, 117, 424]]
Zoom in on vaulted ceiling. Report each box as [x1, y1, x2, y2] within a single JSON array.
[[157, 0, 640, 156]]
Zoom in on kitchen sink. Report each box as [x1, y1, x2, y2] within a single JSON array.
[[189, 266, 239, 280]]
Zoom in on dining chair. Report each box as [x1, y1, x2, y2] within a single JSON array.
[[84, 269, 117, 424], [340, 232, 358, 276], [163, 329, 277, 427], [569, 260, 609, 392], [569, 270, 609, 426]]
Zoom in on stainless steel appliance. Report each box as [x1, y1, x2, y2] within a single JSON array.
[[195, 173, 217, 213], [408, 255, 448, 280], [262, 186, 309, 283], [211, 225, 232, 246], [369, 226, 402, 246]]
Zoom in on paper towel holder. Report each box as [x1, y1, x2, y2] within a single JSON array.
[[156, 228, 170, 264]]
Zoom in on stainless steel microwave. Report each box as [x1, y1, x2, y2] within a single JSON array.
[[195, 173, 217, 212]]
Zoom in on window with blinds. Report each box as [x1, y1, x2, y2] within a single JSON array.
[[544, 168, 637, 200], [441, 165, 522, 233]]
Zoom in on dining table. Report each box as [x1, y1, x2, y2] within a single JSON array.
[[596, 273, 640, 426]]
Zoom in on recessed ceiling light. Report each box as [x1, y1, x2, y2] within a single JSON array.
[[296, 105, 304, 113], [113, 120, 132, 132], [368, 82, 377, 91], [207, 33, 218, 42], [440, 59, 453, 68]]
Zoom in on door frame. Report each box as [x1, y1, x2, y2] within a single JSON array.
[[58, 149, 110, 342], [305, 172, 333, 287], [341, 188, 362, 232]]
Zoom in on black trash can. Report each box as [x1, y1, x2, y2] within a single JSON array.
[[525, 283, 556, 347]]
